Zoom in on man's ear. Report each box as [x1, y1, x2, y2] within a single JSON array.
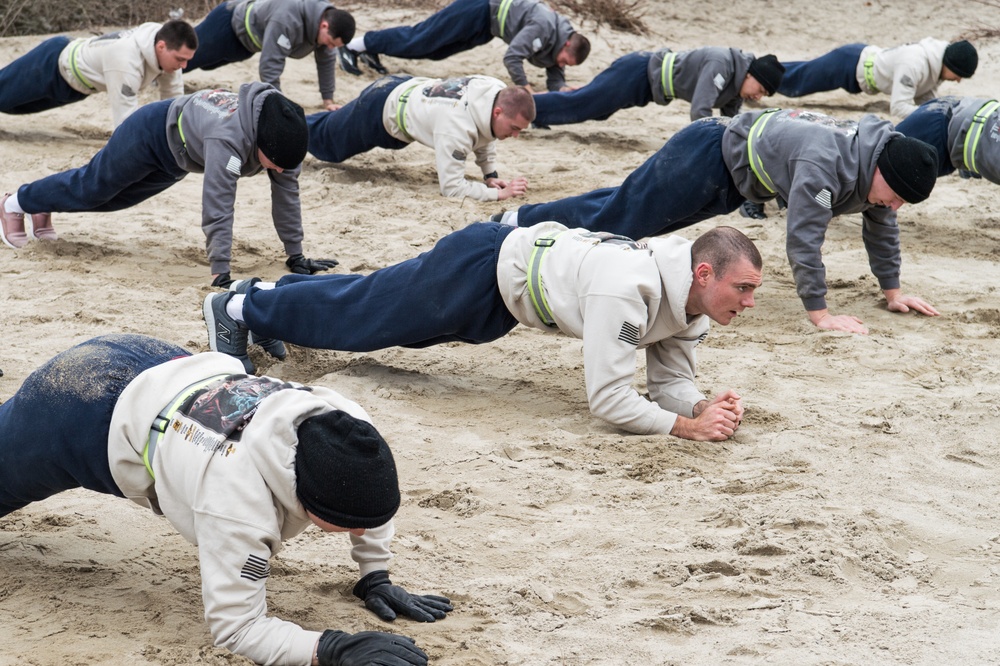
[[693, 261, 714, 286]]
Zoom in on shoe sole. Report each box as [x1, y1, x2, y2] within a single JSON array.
[[203, 293, 224, 353]]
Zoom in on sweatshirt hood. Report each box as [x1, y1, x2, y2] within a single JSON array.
[[648, 235, 696, 328]]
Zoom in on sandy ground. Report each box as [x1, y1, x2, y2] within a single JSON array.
[[3, 0, 1000, 664]]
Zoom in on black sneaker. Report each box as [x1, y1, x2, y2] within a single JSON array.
[[359, 51, 388, 75], [203, 292, 254, 373], [338, 47, 362, 76], [230, 279, 287, 361], [739, 200, 767, 220]]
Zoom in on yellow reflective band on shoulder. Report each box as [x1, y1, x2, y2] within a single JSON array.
[[394, 81, 422, 142], [747, 109, 780, 194], [526, 231, 571, 327], [963, 99, 1000, 175], [142, 374, 230, 480], [497, 0, 515, 40], [69, 40, 96, 91], [244, 2, 262, 51], [863, 55, 878, 93], [660, 52, 677, 100]]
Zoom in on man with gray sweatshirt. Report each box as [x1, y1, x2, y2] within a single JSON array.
[[0, 334, 451, 666], [307, 74, 534, 200], [501, 109, 940, 333], [338, 0, 590, 93], [0, 82, 336, 287], [204, 224, 761, 441], [184, 0, 356, 110], [896, 96, 1000, 183], [532, 48, 785, 128]]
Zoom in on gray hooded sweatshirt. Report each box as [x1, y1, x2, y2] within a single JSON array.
[[648, 47, 754, 121], [488, 0, 575, 91], [944, 97, 1000, 183], [229, 0, 338, 100], [166, 82, 304, 275], [722, 109, 902, 311]]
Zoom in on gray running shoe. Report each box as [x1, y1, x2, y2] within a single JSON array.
[[231, 278, 287, 360], [203, 291, 254, 373], [359, 51, 388, 74], [338, 47, 362, 75]]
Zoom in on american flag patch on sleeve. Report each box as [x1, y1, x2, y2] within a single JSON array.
[[227, 155, 242, 176], [240, 554, 270, 581], [618, 321, 640, 346], [814, 188, 832, 209]]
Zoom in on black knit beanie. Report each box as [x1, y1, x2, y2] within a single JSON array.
[[943, 40, 978, 79], [747, 54, 786, 95], [295, 410, 400, 529], [876, 136, 938, 204], [257, 93, 308, 170]]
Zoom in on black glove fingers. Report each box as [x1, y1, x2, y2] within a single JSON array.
[[366, 595, 399, 622], [416, 594, 453, 609]]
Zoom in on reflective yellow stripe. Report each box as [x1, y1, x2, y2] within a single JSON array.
[[863, 55, 878, 93], [177, 111, 187, 147], [963, 99, 1000, 175], [394, 81, 422, 142], [68, 40, 96, 91], [526, 231, 571, 327], [660, 52, 677, 99], [142, 374, 230, 479], [747, 109, 780, 194], [497, 0, 515, 39], [244, 2, 262, 50]]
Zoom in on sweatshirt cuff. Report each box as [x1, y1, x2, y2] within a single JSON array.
[[284, 241, 304, 258], [210, 259, 231, 275], [801, 295, 828, 312], [358, 562, 389, 577], [877, 276, 900, 291]]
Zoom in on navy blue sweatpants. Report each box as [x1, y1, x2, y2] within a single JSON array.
[[0, 36, 88, 115], [516, 117, 744, 239], [183, 3, 254, 73], [777, 43, 866, 97], [533, 52, 654, 127], [895, 99, 955, 177], [364, 0, 493, 60], [0, 335, 189, 517], [306, 75, 411, 163], [243, 222, 517, 350], [16, 100, 186, 215]]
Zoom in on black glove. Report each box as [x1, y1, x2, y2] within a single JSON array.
[[738, 200, 767, 220], [353, 570, 454, 622], [285, 253, 339, 274], [211, 272, 235, 288], [316, 630, 427, 666]]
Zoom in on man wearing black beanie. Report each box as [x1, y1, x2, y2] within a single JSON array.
[[0, 335, 451, 666], [776, 37, 977, 120], [501, 108, 939, 334], [531, 46, 784, 128], [1, 83, 336, 287]]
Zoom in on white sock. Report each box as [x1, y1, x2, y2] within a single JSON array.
[[500, 210, 519, 227], [347, 36, 366, 52], [256, 281, 276, 290], [4, 192, 24, 215], [226, 294, 246, 324]]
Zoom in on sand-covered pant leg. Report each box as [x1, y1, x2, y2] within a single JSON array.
[[0, 335, 188, 517]]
